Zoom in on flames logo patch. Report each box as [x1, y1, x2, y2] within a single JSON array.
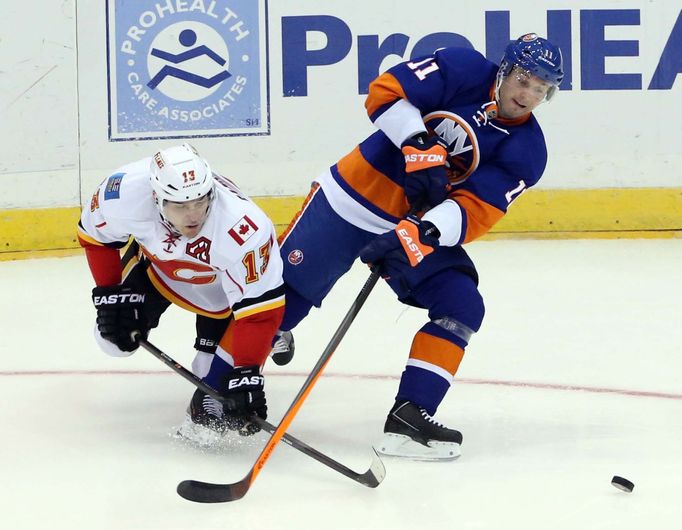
[[186, 237, 212, 264]]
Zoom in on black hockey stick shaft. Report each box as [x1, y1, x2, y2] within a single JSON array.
[[177, 270, 383, 503], [136, 337, 384, 489]]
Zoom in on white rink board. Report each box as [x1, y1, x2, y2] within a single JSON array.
[[1, 0, 681, 209]]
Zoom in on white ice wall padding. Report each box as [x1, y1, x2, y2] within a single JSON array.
[[0, 1, 80, 208], [0, 0, 681, 210]]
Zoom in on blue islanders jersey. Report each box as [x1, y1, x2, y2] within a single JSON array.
[[315, 46, 548, 244]]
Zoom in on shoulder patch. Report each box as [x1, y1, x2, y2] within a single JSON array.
[[90, 188, 101, 212], [228, 215, 258, 245], [104, 173, 125, 200]]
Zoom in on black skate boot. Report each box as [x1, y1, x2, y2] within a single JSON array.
[[188, 389, 228, 432], [185, 388, 262, 438], [177, 389, 229, 445], [378, 400, 463, 460], [270, 330, 295, 366]]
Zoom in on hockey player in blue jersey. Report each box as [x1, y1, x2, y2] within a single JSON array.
[[275, 34, 564, 459]]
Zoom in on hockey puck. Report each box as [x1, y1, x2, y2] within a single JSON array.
[[611, 475, 634, 493]]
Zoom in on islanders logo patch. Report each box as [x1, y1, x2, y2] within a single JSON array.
[[106, 0, 270, 140], [423, 110, 480, 184], [287, 249, 304, 265]]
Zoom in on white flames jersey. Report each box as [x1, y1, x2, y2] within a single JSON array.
[[78, 157, 284, 319]]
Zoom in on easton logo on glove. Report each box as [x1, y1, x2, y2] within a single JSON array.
[[93, 293, 146, 305], [402, 143, 447, 173], [228, 375, 265, 389], [403, 151, 446, 167], [396, 219, 435, 266]]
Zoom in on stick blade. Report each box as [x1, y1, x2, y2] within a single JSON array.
[[358, 447, 386, 488], [177, 479, 249, 503]]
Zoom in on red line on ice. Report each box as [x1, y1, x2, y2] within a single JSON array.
[[1, 370, 680, 400]]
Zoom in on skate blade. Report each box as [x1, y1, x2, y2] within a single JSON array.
[[175, 414, 225, 447], [377, 433, 461, 461]]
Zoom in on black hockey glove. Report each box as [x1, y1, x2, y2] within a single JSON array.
[[360, 216, 440, 277], [222, 366, 267, 421], [92, 285, 147, 352], [401, 133, 450, 210]]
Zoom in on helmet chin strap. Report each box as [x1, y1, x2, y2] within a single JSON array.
[[492, 70, 507, 119], [152, 192, 180, 235], [494, 69, 505, 104], [493, 65, 556, 120], [161, 214, 182, 236]]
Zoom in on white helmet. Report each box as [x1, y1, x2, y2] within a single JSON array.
[[150, 143, 214, 204]]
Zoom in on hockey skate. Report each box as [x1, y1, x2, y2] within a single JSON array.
[[177, 389, 259, 444], [270, 330, 295, 366], [377, 400, 462, 461]]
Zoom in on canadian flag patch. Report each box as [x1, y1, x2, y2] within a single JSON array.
[[228, 215, 258, 245]]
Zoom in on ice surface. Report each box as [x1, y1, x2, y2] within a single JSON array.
[[1, 239, 680, 529]]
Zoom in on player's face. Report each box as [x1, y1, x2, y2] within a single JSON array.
[[497, 66, 552, 119], [163, 195, 210, 238]]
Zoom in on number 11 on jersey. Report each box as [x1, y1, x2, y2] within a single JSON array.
[[407, 57, 439, 80]]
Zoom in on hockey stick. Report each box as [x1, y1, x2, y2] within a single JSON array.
[[176, 270, 383, 503], [136, 337, 385, 490]]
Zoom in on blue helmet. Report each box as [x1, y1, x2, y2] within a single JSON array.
[[497, 33, 564, 101]]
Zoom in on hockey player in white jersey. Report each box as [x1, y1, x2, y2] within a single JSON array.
[[78, 144, 286, 437]]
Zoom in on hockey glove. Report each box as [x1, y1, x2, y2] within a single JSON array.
[[360, 216, 440, 279], [222, 365, 267, 425], [401, 133, 450, 210], [92, 285, 147, 352]]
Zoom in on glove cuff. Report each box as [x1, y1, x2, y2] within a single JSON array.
[[395, 218, 437, 266], [225, 366, 264, 392], [92, 285, 146, 308], [420, 219, 441, 240]]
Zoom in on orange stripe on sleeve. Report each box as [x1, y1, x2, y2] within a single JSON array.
[[409, 331, 465, 376], [336, 147, 410, 219], [452, 189, 505, 243], [365, 72, 408, 117]]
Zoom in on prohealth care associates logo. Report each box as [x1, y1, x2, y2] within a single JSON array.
[[106, 0, 269, 141]]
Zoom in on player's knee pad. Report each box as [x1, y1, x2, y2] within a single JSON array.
[[431, 316, 477, 346]]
